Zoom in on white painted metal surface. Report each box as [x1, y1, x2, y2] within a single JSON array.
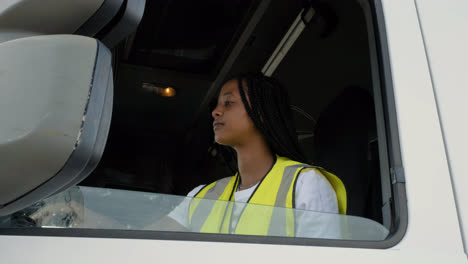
[[414, 0, 468, 254], [380, 0, 464, 254], [0, 235, 467, 264]]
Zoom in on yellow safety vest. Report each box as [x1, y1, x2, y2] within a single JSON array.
[[189, 156, 346, 236]]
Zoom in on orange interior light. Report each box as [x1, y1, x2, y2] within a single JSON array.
[[160, 87, 176, 97]]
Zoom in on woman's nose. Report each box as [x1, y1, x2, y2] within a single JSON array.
[[212, 106, 222, 118]]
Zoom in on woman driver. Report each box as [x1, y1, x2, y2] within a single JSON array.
[[168, 72, 346, 236]]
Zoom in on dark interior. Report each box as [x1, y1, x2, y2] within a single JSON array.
[[80, 0, 383, 223]]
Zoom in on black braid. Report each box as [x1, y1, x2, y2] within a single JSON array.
[[230, 72, 307, 163]]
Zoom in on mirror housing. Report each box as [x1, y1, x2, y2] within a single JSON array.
[[0, 0, 105, 43], [0, 35, 113, 216]]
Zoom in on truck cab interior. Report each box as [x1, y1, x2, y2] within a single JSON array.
[[73, 0, 386, 225], [0, 0, 390, 230]]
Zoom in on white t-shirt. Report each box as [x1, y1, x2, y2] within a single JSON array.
[[168, 169, 341, 238]]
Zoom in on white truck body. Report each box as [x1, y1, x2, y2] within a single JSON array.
[[0, 0, 467, 263]]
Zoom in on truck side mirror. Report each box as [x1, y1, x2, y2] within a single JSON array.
[[0, 0, 146, 48], [0, 35, 113, 216]]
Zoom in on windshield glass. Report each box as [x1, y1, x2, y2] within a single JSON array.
[[1, 186, 388, 240]]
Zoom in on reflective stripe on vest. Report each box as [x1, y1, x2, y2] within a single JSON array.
[[189, 156, 347, 236]]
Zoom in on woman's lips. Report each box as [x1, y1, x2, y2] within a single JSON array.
[[213, 122, 224, 131]]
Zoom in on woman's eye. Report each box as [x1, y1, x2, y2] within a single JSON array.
[[224, 101, 232, 107]]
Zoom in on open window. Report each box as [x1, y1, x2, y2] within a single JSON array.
[[0, 0, 406, 248]]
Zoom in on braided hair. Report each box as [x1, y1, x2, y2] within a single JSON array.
[[221, 72, 307, 163]]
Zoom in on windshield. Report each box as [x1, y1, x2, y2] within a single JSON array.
[[1, 186, 388, 240]]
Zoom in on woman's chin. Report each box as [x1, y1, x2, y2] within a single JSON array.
[[214, 135, 233, 146]]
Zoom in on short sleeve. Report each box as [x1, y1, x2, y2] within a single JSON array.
[[294, 169, 342, 239], [167, 185, 205, 227], [295, 169, 338, 213]]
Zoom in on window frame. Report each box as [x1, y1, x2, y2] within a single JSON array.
[[0, 0, 408, 249]]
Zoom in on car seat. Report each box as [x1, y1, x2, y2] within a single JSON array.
[[313, 86, 382, 222]]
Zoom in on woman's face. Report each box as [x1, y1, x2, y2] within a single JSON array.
[[211, 79, 260, 146]]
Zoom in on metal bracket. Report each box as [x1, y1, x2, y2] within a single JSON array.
[[391, 166, 406, 184], [301, 7, 316, 25]]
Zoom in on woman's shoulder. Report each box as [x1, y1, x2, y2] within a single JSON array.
[[186, 176, 234, 197], [186, 185, 205, 197], [295, 168, 338, 213], [297, 168, 334, 191]]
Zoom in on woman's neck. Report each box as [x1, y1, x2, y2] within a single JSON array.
[[234, 138, 274, 191]]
